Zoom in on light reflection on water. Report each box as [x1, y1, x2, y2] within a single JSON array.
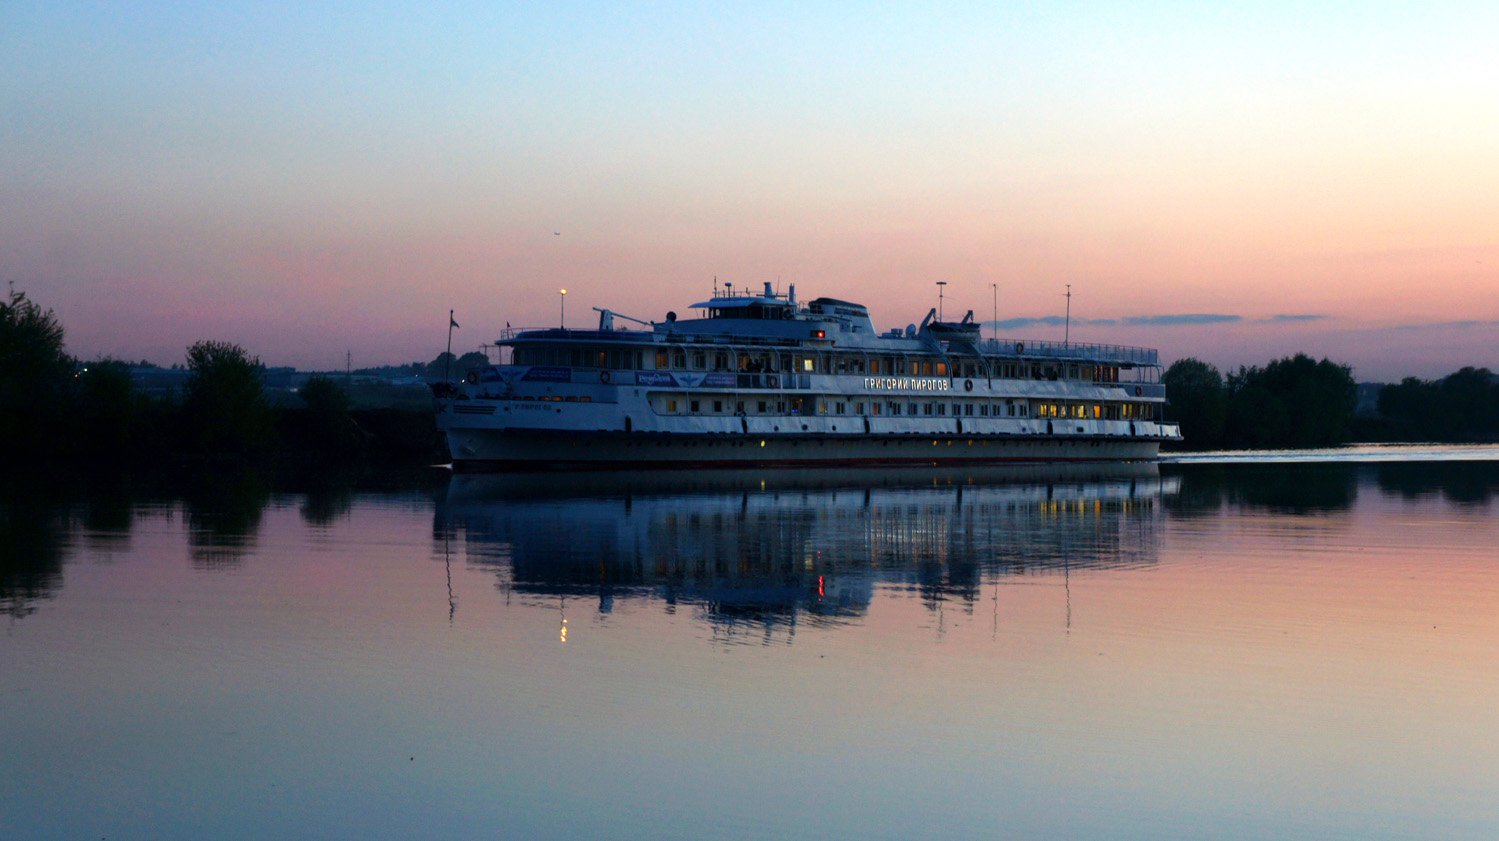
[[3, 454, 1499, 841], [439, 464, 1173, 642]]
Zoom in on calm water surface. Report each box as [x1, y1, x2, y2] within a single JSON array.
[[4, 453, 1499, 840]]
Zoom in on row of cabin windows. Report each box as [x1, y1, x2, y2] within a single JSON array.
[[875, 401, 1027, 417], [513, 347, 644, 370], [514, 345, 1126, 383], [948, 362, 1121, 382], [655, 397, 1153, 420], [665, 398, 808, 414], [1034, 401, 1146, 420]]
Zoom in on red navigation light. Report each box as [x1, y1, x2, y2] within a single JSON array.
[[812, 329, 825, 338]]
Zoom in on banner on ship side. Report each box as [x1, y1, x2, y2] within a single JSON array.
[[522, 366, 572, 382], [635, 371, 679, 386], [634, 372, 738, 388]]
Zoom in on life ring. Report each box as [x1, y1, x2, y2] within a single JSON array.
[[600, 370, 611, 384], [1134, 385, 1142, 396], [766, 374, 779, 388], [964, 379, 974, 392], [1015, 342, 1024, 354], [464, 370, 479, 385]]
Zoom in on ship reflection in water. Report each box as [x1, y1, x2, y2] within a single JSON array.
[[437, 462, 1178, 636]]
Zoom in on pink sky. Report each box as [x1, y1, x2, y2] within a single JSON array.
[[5, 2, 1497, 381]]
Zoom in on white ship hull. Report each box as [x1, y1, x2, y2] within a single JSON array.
[[442, 426, 1163, 469]]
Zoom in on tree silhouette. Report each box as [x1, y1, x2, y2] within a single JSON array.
[[0, 287, 75, 463], [1163, 358, 1226, 447], [182, 340, 272, 454]]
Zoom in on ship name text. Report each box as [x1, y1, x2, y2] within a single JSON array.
[[863, 377, 951, 392]]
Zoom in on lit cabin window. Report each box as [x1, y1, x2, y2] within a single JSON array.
[[802, 359, 813, 372]]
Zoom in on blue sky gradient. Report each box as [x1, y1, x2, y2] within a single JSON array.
[[4, 2, 1498, 379]]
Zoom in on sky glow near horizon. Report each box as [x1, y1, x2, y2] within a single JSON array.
[[4, 1, 1498, 380]]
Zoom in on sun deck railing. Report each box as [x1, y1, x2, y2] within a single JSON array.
[[500, 327, 1159, 366], [981, 338, 1158, 366]]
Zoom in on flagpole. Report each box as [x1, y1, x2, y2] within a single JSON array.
[[445, 309, 455, 382]]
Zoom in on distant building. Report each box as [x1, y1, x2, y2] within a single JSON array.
[[1355, 382, 1385, 418], [129, 366, 190, 399]]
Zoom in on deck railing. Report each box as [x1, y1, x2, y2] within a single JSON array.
[[499, 327, 1160, 366], [979, 338, 1158, 366]]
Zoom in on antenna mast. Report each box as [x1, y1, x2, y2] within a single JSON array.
[[1064, 284, 1072, 347]]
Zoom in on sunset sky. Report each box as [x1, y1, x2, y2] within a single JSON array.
[[5, 1, 1497, 381]]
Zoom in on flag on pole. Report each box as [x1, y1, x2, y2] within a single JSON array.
[[450, 313, 460, 329]]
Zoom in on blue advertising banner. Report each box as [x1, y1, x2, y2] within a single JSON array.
[[522, 366, 571, 382], [635, 371, 679, 387], [702, 373, 737, 388]]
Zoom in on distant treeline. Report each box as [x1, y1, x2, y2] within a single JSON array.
[[1, 287, 449, 469], [1375, 368, 1499, 442], [1164, 355, 1499, 449]]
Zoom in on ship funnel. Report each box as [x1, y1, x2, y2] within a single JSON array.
[[789, 284, 796, 305], [764, 281, 773, 298]]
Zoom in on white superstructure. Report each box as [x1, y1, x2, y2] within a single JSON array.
[[434, 283, 1181, 468]]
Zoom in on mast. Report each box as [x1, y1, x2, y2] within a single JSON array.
[[1064, 284, 1071, 347]]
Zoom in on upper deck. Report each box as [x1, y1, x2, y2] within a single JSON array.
[[499, 326, 1159, 368], [496, 285, 1161, 369]]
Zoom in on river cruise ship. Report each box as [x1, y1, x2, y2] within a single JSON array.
[[435, 283, 1180, 469]]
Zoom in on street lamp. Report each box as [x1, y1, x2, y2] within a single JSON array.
[[990, 282, 997, 345], [559, 288, 567, 328]]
